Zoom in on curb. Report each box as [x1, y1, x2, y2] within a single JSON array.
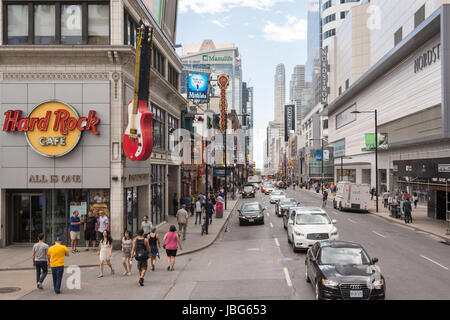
[[177, 199, 240, 257]]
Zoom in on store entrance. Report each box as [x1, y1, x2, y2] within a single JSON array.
[[12, 194, 44, 243]]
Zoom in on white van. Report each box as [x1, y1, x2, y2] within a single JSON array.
[[333, 182, 370, 213]]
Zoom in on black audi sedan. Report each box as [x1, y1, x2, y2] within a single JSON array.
[[241, 185, 256, 198], [238, 202, 266, 226], [305, 241, 385, 300]]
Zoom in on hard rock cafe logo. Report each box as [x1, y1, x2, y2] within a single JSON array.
[[2, 101, 100, 157]]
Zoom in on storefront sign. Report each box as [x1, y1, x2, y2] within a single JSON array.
[[128, 174, 150, 181], [29, 175, 82, 183], [284, 105, 295, 142], [217, 74, 230, 133], [202, 55, 233, 62], [187, 73, 209, 100], [333, 139, 346, 158], [3, 101, 100, 158], [321, 48, 329, 105], [414, 43, 440, 73], [438, 164, 450, 173]]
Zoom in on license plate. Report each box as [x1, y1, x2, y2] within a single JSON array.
[[248, 219, 254, 222], [350, 290, 363, 298]]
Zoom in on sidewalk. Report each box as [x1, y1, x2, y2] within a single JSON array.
[[0, 198, 239, 272], [300, 187, 450, 241]]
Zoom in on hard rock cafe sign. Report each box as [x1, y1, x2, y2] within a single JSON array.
[[217, 74, 230, 133], [2, 100, 100, 157]]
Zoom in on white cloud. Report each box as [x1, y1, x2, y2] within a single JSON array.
[[248, 34, 256, 38], [263, 16, 307, 42], [211, 16, 231, 28], [180, 0, 294, 15], [308, 0, 319, 12]]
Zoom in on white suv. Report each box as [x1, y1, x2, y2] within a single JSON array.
[[286, 207, 338, 252]]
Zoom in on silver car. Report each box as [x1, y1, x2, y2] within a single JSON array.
[[270, 190, 286, 204]]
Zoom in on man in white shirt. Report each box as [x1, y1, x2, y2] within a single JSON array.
[[195, 200, 202, 225], [96, 210, 109, 241]]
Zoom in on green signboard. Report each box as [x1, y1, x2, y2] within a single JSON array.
[[365, 133, 376, 151]]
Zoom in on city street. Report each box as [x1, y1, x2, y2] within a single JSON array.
[[15, 188, 450, 300]]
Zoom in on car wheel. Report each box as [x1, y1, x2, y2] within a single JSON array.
[[287, 233, 291, 243], [239, 221, 243, 226], [291, 236, 296, 252], [305, 263, 311, 283], [315, 281, 322, 300], [283, 223, 287, 230]]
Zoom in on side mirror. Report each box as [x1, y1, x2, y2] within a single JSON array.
[[237, 209, 241, 214], [332, 220, 337, 224], [372, 258, 379, 264]]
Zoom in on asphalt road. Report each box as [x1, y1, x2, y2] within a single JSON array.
[[18, 188, 450, 300]]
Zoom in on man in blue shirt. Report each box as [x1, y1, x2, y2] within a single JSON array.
[[206, 201, 214, 226], [70, 211, 82, 253]]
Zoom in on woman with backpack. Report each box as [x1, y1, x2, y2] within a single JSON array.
[[130, 229, 151, 286], [162, 225, 182, 271], [97, 230, 114, 278]]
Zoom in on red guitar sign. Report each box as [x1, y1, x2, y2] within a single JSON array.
[[123, 22, 154, 161]]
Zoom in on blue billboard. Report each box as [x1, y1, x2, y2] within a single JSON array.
[[188, 73, 208, 100]]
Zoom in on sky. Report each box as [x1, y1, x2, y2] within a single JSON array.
[[176, 0, 310, 170]]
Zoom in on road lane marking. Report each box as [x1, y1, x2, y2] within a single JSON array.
[[274, 238, 280, 247], [270, 222, 274, 228], [372, 231, 386, 238], [420, 255, 449, 271], [248, 248, 260, 251], [266, 212, 270, 217], [283, 268, 293, 287], [347, 218, 357, 224]]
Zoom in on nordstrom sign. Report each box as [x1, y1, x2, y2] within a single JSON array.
[[414, 43, 441, 73], [202, 55, 233, 62]]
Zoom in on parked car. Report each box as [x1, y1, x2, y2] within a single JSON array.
[[276, 198, 298, 217], [238, 202, 266, 226], [252, 183, 260, 190], [270, 190, 286, 204], [305, 241, 386, 300], [241, 185, 256, 198], [286, 207, 338, 252]]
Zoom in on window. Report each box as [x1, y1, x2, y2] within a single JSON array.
[[323, 14, 336, 25], [152, 105, 166, 149], [34, 5, 56, 44], [7, 5, 29, 44], [153, 46, 165, 76], [414, 5, 425, 28], [88, 4, 109, 44], [168, 114, 178, 151], [4, 2, 110, 45], [61, 4, 82, 44], [323, 28, 336, 40], [323, 119, 329, 130], [124, 11, 138, 47], [394, 27, 402, 46], [168, 64, 179, 90]]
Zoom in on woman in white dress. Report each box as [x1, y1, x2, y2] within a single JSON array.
[[97, 230, 114, 278]]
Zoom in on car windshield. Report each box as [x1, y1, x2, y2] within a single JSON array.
[[242, 203, 260, 211], [266, 184, 274, 188], [296, 214, 331, 225], [281, 199, 297, 205], [244, 187, 253, 192], [272, 191, 285, 196], [319, 247, 371, 266]]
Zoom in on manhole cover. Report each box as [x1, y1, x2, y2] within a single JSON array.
[[0, 287, 21, 294]]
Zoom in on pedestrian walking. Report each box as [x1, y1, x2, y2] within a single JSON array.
[[382, 191, 390, 208], [370, 188, 376, 200], [190, 195, 196, 217], [69, 210, 82, 253], [176, 204, 189, 241], [322, 190, 329, 209], [32, 233, 49, 289], [131, 229, 151, 286], [148, 227, 161, 271], [47, 237, 69, 294], [84, 210, 97, 251], [162, 225, 182, 271], [195, 199, 202, 225], [97, 230, 114, 278], [206, 200, 214, 225], [173, 193, 179, 216], [96, 210, 109, 243], [403, 199, 413, 224], [141, 216, 153, 238], [121, 231, 133, 276], [413, 193, 419, 209]]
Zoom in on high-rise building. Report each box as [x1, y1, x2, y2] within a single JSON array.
[[306, 0, 321, 82], [242, 82, 254, 163], [274, 64, 286, 124]]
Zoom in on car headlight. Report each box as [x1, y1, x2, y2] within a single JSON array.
[[330, 229, 338, 236], [372, 279, 384, 287], [322, 279, 339, 287], [294, 231, 305, 237], [240, 216, 246, 219]]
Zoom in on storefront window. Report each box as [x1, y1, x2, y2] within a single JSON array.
[[34, 4, 56, 44], [61, 4, 82, 44], [152, 105, 166, 149], [7, 5, 29, 44], [88, 4, 109, 44], [151, 165, 166, 225]]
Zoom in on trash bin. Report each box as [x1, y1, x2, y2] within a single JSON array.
[[216, 201, 224, 219]]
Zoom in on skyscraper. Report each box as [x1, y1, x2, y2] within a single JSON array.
[[306, 0, 320, 82], [274, 64, 286, 124]]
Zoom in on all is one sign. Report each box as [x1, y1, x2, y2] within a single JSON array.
[[2, 101, 100, 158]]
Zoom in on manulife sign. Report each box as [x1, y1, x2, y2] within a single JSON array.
[[202, 55, 233, 62]]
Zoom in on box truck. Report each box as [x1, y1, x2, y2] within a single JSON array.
[[333, 182, 370, 213]]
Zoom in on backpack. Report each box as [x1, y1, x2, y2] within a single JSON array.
[[134, 239, 148, 261]]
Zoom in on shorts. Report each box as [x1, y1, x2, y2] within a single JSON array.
[[166, 249, 177, 257], [85, 229, 96, 241], [97, 231, 104, 241], [70, 231, 80, 240], [122, 248, 132, 259], [137, 259, 148, 271]]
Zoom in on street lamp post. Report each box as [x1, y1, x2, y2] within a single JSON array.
[[352, 109, 379, 213]]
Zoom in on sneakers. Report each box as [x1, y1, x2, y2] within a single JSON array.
[[139, 278, 144, 286], [37, 282, 43, 289]]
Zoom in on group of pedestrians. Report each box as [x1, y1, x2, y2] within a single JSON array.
[[384, 190, 417, 224]]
